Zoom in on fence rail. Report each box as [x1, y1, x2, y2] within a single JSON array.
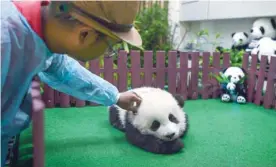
[[41, 50, 276, 110]]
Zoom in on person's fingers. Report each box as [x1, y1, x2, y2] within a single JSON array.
[[132, 92, 142, 105], [132, 92, 142, 100]]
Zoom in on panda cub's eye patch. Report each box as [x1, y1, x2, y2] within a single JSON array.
[[169, 114, 179, 124], [150, 121, 160, 131], [260, 26, 265, 34]]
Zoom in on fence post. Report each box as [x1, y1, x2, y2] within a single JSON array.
[[211, 52, 221, 98], [89, 59, 100, 106], [201, 52, 210, 99], [242, 53, 249, 70], [75, 61, 86, 107], [131, 50, 142, 88], [42, 85, 54, 108], [156, 51, 166, 89], [190, 52, 200, 99], [263, 57, 276, 108], [117, 51, 128, 92], [31, 81, 45, 167], [247, 54, 258, 103], [254, 56, 268, 105], [168, 51, 177, 95], [104, 56, 114, 85], [179, 52, 189, 100], [144, 51, 153, 87], [222, 53, 230, 68]]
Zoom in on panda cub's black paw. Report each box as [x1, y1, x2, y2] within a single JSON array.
[[221, 94, 231, 102], [237, 96, 246, 104]]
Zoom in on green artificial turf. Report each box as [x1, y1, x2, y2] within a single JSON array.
[[17, 99, 276, 167]]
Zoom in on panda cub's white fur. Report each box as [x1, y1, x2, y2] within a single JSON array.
[[109, 87, 187, 142], [251, 37, 276, 64]]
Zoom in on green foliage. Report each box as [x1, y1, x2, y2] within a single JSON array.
[[210, 72, 230, 84], [136, 4, 172, 52], [216, 48, 245, 68], [211, 72, 246, 85]]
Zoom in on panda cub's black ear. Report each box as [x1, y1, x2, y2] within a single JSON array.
[[243, 32, 248, 38], [240, 67, 247, 74], [271, 18, 276, 30], [173, 94, 185, 108], [231, 32, 236, 37], [221, 67, 228, 73]]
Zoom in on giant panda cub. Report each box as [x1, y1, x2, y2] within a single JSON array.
[[231, 32, 250, 51], [221, 67, 247, 104], [108, 87, 188, 154]]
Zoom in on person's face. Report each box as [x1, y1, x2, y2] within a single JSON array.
[[42, 7, 120, 61]]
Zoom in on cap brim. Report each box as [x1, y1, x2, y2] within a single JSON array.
[[71, 11, 143, 49]]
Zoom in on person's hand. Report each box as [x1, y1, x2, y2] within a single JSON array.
[[116, 91, 142, 111]]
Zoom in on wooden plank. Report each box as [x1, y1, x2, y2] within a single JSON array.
[[59, 92, 70, 108], [212, 52, 221, 98], [89, 59, 100, 106], [247, 54, 258, 103], [168, 51, 177, 95], [104, 57, 114, 84], [242, 53, 249, 70], [117, 51, 128, 92], [54, 91, 60, 106], [222, 52, 230, 68], [155, 51, 166, 89], [190, 52, 200, 99], [202, 52, 210, 99], [131, 51, 142, 88], [179, 52, 189, 100], [263, 57, 276, 108], [254, 56, 268, 105], [75, 61, 86, 107], [31, 81, 45, 167], [42, 85, 54, 108], [143, 51, 153, 87]]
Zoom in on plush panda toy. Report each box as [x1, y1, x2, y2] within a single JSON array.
[[247, 18, 276, 53], [108, 87, 188, 154], [220, 67, 247, 104], [251, 37, 276, 64], [231, 32, 250, 51]]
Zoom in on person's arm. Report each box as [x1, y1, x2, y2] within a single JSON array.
[[38, 53, 120, 106]]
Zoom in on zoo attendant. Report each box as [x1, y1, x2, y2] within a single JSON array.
[[1, 1, 143, 166]]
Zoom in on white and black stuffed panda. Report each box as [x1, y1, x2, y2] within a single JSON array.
[[231, 32, 250, 51], [108, 87, 188, 154], [251, 37, 276, 64], [247, 18, 276, 53], [220, 67, 247, 104]]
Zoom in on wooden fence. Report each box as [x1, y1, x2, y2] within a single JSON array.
[[41, 50, 276, 110], [28, 50, 276, 167]]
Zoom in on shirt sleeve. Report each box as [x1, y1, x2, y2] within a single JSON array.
[[38, 53, 120, 106]]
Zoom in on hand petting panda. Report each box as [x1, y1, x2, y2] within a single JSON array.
[[220, 67, 247, 104], [108, 87, 188, 154]]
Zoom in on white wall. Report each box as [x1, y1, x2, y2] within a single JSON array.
[[180, 18, 257, 52], [168, 0, 183, 50], [168, 1, 275, 52]]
